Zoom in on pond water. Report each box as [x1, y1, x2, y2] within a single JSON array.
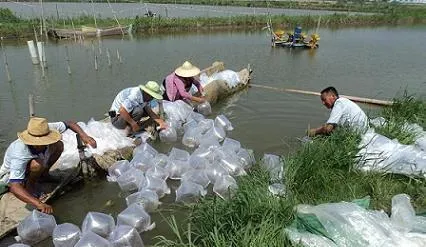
[[0, 2, 366, 19], [0, 25, 425, 245]]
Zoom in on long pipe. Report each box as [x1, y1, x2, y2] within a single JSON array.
[[250, 84, 393, 106]]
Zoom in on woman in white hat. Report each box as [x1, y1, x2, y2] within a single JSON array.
[[109, 81, 167, 134], [0, 117, 97, 214], [163, 61, 206, 103]]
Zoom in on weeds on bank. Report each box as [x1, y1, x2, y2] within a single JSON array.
[[154, 126, 426, 246], [374, 93, 425, 144]]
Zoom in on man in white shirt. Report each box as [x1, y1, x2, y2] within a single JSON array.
[[110, 81, 167, 134], [0, 117, 97, 214], [308, 87, 368, 136]]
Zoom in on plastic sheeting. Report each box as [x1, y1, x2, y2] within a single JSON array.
[[286, 195, 426, 247], [17, 210, 57, 245], [199, 70, 241, 88], [117, 204, 155, 233], [357, 129, 426, 177], [74, 232, 111, 247], [52, 223, 81, 247], [108, 225, 144, 247], [81, 212, 115, 238], [55, 120, 134, 172]]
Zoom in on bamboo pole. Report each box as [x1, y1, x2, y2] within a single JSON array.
[[29, 94, 35, 117], [1, 37, 12, 82], [65, 45, 71, 75], [249, 84, 393, 106], [106, 48, 111, 67]]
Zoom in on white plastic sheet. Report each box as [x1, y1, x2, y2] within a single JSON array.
[[117, 204, 155, 233], [52, 223, 81, 247], [17, 210, 57, 245], [81, 212, 115, 238], [74, 232, 111, 247], [108, 225, 144, 247]]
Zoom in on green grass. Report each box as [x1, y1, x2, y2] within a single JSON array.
[[373, 93, 426, 145], [154, 126, 426, 246]]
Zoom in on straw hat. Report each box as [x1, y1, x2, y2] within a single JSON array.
[[139, 81, 163, 100], [174, 61, 200, 78], [18, 117, 62, 146]]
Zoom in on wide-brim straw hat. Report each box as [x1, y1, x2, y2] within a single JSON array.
[[18, 117, 62, 146], [175, 61, 200, 78], [140, 81, 163, 100]]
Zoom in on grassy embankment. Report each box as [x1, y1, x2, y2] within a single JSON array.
[[1, 3, 426, 38], [154, 95, 426, 246]]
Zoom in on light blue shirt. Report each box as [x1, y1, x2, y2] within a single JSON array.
[[110, 87, 158, 113], [0, 122, 67, 183]]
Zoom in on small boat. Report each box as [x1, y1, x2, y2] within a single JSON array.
[[47, 24, 133, 40], [270, 26, 320, 49]]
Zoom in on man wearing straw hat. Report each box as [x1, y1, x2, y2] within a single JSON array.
[[109, 80, 167, 134], [163, 61, 206, 103], [0, 117, 97, 214]]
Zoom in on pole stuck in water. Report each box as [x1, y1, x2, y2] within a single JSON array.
[[1, 37, 12, 82], [106, 48, 112, 67], [28, 94, 35, 117], [27, 40, 40, 65], [116, 48, 122, 63], [65, 45, 71, 75], [37, 41, 47, 68]]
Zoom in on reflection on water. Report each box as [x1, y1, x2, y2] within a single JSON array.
[[0, 26, 425, 245]]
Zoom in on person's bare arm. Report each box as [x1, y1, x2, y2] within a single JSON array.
[[8, 182, 53, 214], [144, 105, 167, 130], [308, 124, 335, 137], [117, 106, 141, 133], [64, 121, 97, 148], [190, 95, 206, 103]]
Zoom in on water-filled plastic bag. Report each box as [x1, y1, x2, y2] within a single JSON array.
[[108, 225, 144, 247], [17, 210, 57, 245], [125, 189, 160, 212], [81, 212, 115, 238], [74, 232, 111, 247], [117, 204, 155, 233], [52, 223, 81, 247]]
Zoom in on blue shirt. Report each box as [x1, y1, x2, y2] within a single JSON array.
[[110, 87, 158, 113]]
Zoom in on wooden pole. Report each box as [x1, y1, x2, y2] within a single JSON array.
[[29, 94, 35, 117], [65, 45, 71, 74], [106, 48, 111, 67], [1, 37, 12, 82], [116, 48, 122, 63], [71, 19, 77, 42], [249, 84, 393, 106]]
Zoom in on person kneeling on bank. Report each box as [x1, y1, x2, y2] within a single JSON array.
[[109, 81, 167, 135], [0, 117, 97, 214]]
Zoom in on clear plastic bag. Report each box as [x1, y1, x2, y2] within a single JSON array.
[[126, 189, 160, 212], [151, 153, 169, 168], [391, 194, 416, 233], [108, 225, 144, 247], [205, 126, 226, 142], [81, 212, 115, 238], [222, 138, 241, 154], [199, 134, 221, 149], [117, 204, 155, 233], [215, 114, 233, 131], [261, 154, 284, 181], [182, 127, 204, 148], [197, 102, 212, 116], [219, 155, 246, 177], [159, 127, 178, 143], [205, 163, 229, 184], [146, 165, 169, 180], [140, 175, 171, 198], [107, 160, 131, 182], [189, 155, 210, 170], [163, 100, 193, 122], [213, 175, 238, 200], [132, 143, 157, 159], [116, 168, 146, 192], [188, 111, 206, 122], [169, 147, 190, 161], [236, 148, 255, 169], [130, 150, 154, 172], [74, 232, 111, 247], [197, 119, 214, 134], [52, 223, 81, 247], [175, 180, 207, 203], [165, 160, 191, 180], [8, 244, 31, 247], [168, 120, 184, 136], [183, 119, 198, 133], [268, 183, 286, 197], [17, 210, 57, 245], [182, 170, 210, 188]]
